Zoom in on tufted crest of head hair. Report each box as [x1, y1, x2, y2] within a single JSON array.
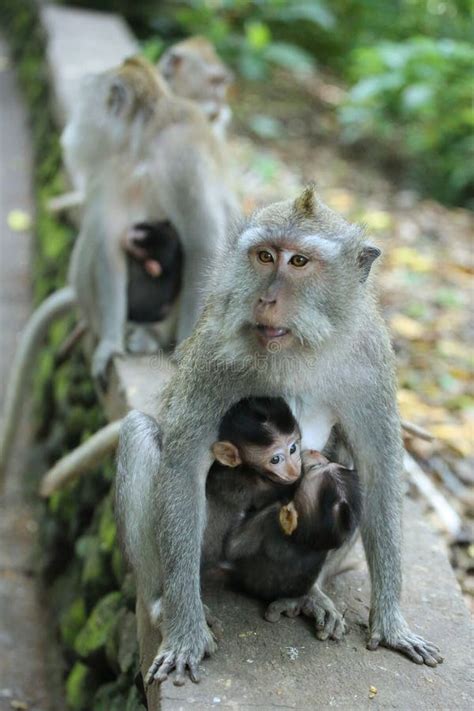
[[293, 183, 317, 218]]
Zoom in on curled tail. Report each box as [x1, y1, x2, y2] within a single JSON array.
[[115, 410, 163, 609], [0, 286, 76, 485]]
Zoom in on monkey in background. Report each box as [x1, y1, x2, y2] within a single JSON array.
[[225, 450, 361, 640], [65, 55, 236, 381], [158, 36, 234, 140], [201, 396, 302, 568], [117, 185, 442, 686], [0, 55, 238, 481]]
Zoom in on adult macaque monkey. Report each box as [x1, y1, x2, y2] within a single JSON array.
[[0, 56, 236, 481], [50, 37, 234, 215], [158, 36, 234, 140], [116, 185, 442, 686], [66, 55, 235, 380]]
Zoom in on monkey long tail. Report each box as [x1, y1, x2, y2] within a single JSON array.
[[0, 286, 76, 486]]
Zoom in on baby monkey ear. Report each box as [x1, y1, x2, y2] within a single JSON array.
[[358, 243, 381, 283], [279, 502, 299, 535], [212, 441, 242, 468]]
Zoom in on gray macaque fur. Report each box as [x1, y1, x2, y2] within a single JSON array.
[[116, 185, 443, 684]]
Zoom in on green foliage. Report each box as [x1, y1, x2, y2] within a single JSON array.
[[66, 662, 98, 710], [170, 0, 324, 79], [74, 591, 123, 658], [339, 37, 474, 205]]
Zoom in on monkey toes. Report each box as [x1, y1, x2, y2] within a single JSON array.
[[265, 587, 347, 641], [367, 628, 443, 667], [146, 625, 217, 687]]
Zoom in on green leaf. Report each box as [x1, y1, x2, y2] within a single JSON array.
[[264, 42, 315, 73], [245, 21, 271, 49]]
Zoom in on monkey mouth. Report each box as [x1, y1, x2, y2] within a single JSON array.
[[255, 324, 290, 342]]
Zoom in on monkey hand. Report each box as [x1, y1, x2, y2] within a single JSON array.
[[265, 585, 347, 641], [145, 615, 217, 687], [92, 339, 124, 390], [367, 610, 443, 667]]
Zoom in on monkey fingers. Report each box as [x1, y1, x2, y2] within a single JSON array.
[[146, 649, 201, 687], [367, 630, 443, 667], [264, 597, 303, 623], [300, 587, 347, 641]]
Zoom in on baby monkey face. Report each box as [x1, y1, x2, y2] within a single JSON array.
[[249, 431, 302, 484], [211, 431, 302, 484]]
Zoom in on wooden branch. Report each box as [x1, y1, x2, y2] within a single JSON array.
[[403, 452, 462, 538], [40, 420, 122, 496]]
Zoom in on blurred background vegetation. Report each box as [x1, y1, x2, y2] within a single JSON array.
[[63, 0, 473, 207]]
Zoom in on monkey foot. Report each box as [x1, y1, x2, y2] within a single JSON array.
[[264, 586, 346, 641], [145, 612, 218, 686], [367, 626, 443, 667]]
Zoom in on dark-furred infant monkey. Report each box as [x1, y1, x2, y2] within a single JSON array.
[[124, 221, 183, 324], [202, 396, 302, 568], [224, 450, 362, 617]]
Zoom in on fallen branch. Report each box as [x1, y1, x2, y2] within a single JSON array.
[[40, 419, 122, 496], [403, 451, 462, 538]]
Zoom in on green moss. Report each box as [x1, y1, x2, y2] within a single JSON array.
[[66, 662, 97, 711], [74, 591, 123, 659], [60, 597, 88, 649]]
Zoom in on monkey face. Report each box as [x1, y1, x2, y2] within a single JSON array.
[[219, 186, 381, 354], [212, 432, 302, 485], [158, 37, 233, 104]]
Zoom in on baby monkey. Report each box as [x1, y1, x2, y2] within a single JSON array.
[[224, 450, 362, 606], [202, 396, 302, 567], [124, 221, 183, 324]]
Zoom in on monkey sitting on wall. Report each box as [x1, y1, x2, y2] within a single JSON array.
[[202, 396, 303, 568], [224, 450, 361, 639], [124, 221, 183, 325], [117, 185, 443, 686]]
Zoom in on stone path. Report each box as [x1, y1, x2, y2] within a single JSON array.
[[0, 36, 63, 711]]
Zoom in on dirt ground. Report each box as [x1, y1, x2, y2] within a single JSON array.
[[227, 70, 474, 612]]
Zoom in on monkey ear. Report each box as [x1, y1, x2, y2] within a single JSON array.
[[212, 441, 242, 468], [107, 80, 128, 116], [160, 50, 183, 78], [358, 244, 381, 283], [293, 183, 317, 218]]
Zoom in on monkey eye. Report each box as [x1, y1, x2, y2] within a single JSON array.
[[289, 254, 308, 267], [270, 454, 283, 465], [289, 442, 297, 454], [258, 250, 274, 264]]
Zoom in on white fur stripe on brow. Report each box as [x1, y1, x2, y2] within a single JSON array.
[[238, 228, 343, 258]]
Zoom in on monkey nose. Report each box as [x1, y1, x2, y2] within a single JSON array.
[[258, 296, 277, 306]]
